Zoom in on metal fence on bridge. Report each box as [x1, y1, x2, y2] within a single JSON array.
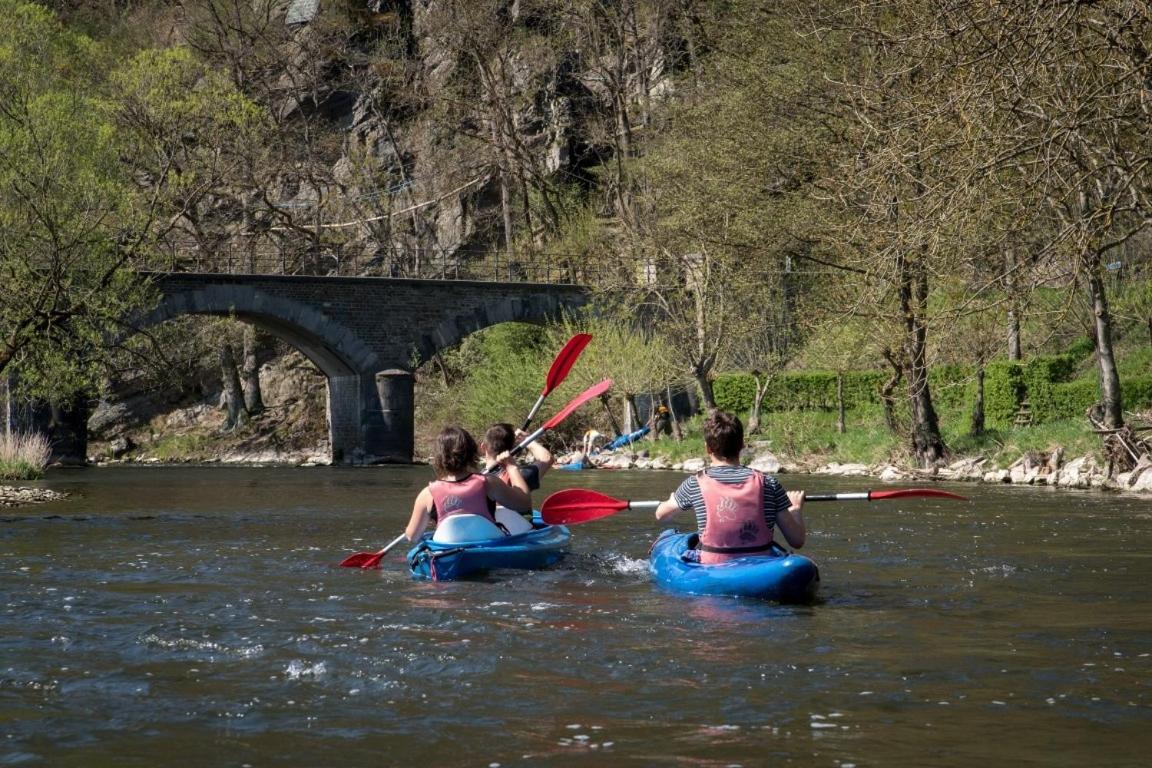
[[147, 241, 612, 286]]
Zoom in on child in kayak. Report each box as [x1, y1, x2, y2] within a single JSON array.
[[481, 422, 554, 493], [654, 410, 805, 563], [405, 426, 533, 543]]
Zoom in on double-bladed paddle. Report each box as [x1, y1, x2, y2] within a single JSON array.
[[540, 486, 968, 526], [339, 378, 614, 568], [503, 377, 612, 464], [803, 488, 969, 502], [521, 333, 592, 431]]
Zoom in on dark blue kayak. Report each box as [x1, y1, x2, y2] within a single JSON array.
[[406, 523, 571, 581], [648, 529, 820, 602]]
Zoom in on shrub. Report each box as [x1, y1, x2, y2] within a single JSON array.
[[928, 364, 975, 411], [0, 431, 52, 480], [1046, 379, 1100, 420], [984, 361, 1025, 428], [1124, 375, 1152, 410], [713, 361, 1152, 431], [714, 374, 757, 414], [714, 370, 886, 415], [1023, 355, 1078, 422]]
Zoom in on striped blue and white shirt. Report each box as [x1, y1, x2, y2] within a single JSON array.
[[672, 465, 791, 532]]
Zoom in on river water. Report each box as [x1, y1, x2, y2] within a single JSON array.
[[2, 466, 1150, 767]]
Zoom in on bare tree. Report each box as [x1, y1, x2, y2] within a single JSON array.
[[946, 1, 1152, 430]]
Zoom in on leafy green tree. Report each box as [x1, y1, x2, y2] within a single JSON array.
[[111, 45, 267, 267], [452, 323, 551, 432], [803, 1, 1029, 466], [0, 1, 154, 401], [547, 311, 677, 433]]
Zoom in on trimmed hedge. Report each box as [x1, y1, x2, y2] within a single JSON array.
[[1019, 354, 1076, 423], [714, 371, 885, 414], [984, 361, 1024, 428], [1045, 376, 1152, 420], [713, 357, 1152, 425], [714, 374, 757, 414], [927, 364, 975, 411]]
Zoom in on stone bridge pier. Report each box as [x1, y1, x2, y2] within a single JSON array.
[[140, 273, 587, 464]]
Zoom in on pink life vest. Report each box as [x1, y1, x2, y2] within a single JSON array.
[[428, 474, 495, 523], [697, 470, 773, 564]]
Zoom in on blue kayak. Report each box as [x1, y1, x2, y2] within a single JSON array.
[[648, 529, 820, 603], [605, 425, 650, 450], [406, 523, 571, 581]]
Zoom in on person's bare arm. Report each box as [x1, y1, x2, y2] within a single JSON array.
[[486, 475, 532, 513], [499, 459, 531, 494], [775, 490, 806, 548], [405, 488, 434, 542], [515, 428, 553, 475], [655, 492, 684, 522]]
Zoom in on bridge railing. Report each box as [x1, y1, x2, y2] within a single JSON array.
[[147, 241, 608, 285]]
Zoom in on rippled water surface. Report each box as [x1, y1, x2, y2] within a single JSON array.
[[2, 466, 1151, 766]]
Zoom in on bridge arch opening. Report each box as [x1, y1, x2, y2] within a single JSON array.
[[128, 285, 399, 464]]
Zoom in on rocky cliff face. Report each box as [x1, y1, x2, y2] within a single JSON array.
[[253, 0, 676, 275]]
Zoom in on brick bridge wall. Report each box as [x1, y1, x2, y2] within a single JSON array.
[[133, 273, 588, 464]]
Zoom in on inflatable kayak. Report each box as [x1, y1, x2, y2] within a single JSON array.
[[648, 529, 819, 603], [406, 512, 571, 581], [605, 425, 650, 450]]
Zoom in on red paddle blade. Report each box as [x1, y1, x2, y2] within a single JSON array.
[[543, 333, 592, 394], [339, 551, 383, 569], [869, 488, 968, 501], [541, 378, 613, 430], [541, 488, 630, 525]]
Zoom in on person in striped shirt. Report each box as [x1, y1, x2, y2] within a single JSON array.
[[655, 411, 806, 562]]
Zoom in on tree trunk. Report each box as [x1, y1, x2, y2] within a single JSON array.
[[624, 393, 639, 434], [219, 343, 247, 432], [1007, 308, 1022, 361], [241, 326, 265, 415], [600, 392, 624, 437], [1086, 265, 1124, 429], [3, 372, 11, 439], [1006, 249, 1022, 361], [904, 263, 946, 467], [498, 167, 514, 262], [667, 384, 683, 441], [836, 371, 846, 434], [433, 352, 451, 388], [970, 365, 985, 437], [694, 366, 716, 411], [482, 82, 515, 265], [748, 373, 769, 435]]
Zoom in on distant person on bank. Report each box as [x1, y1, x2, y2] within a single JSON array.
[[654, 411, 805, 563]]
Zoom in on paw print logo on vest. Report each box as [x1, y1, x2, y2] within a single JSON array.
[[716, 495, 740, 522], [442, 494, 463, 511], [738, 521, 760, 542]]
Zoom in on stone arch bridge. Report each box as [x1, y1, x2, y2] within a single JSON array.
[[136, 272, 588, 463]]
